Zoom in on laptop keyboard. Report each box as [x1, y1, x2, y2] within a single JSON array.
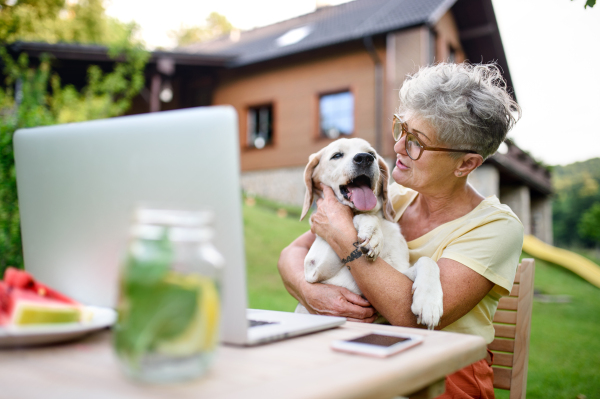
[[249, 319, 279, 328]]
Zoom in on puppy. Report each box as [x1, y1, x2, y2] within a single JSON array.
[[296, 138, 443, 330]]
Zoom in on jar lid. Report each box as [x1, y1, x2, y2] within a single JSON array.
[[131, 224, 214, 242], [133, 208, 214, 227]]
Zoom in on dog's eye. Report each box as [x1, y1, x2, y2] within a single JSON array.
[[330, 152, 343, 160], [368, 152, 376, 157]]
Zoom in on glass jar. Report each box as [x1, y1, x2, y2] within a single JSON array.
[[113, 208, 223, 383]]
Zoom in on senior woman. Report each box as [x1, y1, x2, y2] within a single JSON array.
[[277, 63, 524, 399]]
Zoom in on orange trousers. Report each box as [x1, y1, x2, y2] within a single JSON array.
[[436, 350, 495, 399]]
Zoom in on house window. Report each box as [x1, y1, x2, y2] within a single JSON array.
[[247, 104, 273, 149], [319, 91, 354, 139]]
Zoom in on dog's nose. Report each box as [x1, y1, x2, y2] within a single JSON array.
[[353, 153, 375, 167]]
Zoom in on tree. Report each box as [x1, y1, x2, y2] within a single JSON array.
[[552, 158, 600, 248], [0, 0, 137, 45], [169, 12, 234, 47], [578, 203, 600, 244], [0, 0, 149, 275]]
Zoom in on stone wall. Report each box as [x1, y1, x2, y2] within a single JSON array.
[[468, 165, 500, 198], [500, 185, 532, 235], [241, 166, 306, 206], [243, 163, 555, 246], [240, 158, 397, 207], [531, 196, 553, 245]]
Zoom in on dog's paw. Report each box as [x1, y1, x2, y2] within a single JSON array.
[[410, 276, 443, 330], [353, 215, 383, 261]]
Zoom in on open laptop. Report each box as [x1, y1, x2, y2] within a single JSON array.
[[13, 106, 344, 346]]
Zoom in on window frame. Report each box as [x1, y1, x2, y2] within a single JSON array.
[[315, 88, 356, 141], [245, 102, 276, 150]]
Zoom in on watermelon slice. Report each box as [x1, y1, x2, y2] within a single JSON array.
[[0, 267, 85, 326]]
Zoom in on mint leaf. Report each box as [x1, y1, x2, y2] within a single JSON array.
[[114, 279, 198, 368], [124, 231, 172, 286]]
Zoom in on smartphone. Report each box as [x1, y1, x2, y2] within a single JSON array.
[[330, 331, 424, 358]]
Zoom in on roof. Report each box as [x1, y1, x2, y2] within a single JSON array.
[[10, 42, 232, 67], [181, 0, 455, 66]]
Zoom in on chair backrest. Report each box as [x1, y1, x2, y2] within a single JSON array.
[[488, 258, 535, 399]]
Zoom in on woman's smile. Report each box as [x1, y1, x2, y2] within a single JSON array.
[[396, 156, 409, 170]]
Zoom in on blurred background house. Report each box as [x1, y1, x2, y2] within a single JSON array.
[[11, 0, 553, 243]]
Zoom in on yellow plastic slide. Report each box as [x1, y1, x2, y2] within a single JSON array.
[[523, 235, 600, 289]]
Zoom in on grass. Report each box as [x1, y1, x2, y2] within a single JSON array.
[[243, 200, 309, 312], [506, 252, 600, 399], [242, 199, 600, 399]]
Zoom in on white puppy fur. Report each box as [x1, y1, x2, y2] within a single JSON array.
[[296, 138, 443, 330]]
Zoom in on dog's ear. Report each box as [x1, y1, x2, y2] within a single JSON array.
[[300, 149, 324, 221], [378, 155, 395, 222]]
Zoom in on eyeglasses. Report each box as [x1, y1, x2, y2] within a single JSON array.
[[392, 114, 479, 160]]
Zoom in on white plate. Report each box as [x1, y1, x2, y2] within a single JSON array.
[[0, 306, 117, 348]]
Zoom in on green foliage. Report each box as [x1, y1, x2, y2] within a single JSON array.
[[0, 0, 136, 45], [552, 158, 600, 248], [169, 12, 234, 47], [571, 0, 596, 8], [0, 0, 149, 275], [578, 203, 600, 243]]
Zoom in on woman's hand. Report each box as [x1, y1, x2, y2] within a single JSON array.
[[310, 185, 356, 251], [301, 282, 378, 323], [277, 230, 377, 323]]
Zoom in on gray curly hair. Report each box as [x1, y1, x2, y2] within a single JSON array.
[[398, 62, 521, 160]]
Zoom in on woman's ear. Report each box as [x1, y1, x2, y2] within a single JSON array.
[[455, 153, 484, 178], [377, 156, 395, 222], [300, 150, 324, 221]]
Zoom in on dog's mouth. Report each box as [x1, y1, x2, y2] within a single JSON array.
[[340, 175, 377, 211]]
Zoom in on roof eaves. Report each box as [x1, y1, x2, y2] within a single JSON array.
[[10, 42, 232, 67], [487, 154, 553, 196]]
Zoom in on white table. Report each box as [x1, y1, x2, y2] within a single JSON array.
[[0, 322, 487, 399]]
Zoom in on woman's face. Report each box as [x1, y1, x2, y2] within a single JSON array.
[[391, 116, 459, 193]]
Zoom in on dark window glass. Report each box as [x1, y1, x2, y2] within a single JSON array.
[[319, 91, 354, 139], [247, 105, 273, 149]]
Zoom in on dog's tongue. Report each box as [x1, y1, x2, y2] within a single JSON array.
[[348, 184, 377, 211]]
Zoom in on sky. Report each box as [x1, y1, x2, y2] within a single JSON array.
[[104, 0, 600, 166]]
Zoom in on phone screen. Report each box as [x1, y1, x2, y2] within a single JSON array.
[[347, 333, 410, 347]]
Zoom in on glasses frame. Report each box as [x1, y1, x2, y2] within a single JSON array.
[[392, 114, 479, 160]]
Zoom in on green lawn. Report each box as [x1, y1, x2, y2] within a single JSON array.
[[243, 201, 308, 311], [243, 201, 600, 399]]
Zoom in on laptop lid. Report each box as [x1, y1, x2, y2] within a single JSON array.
[[14, 106, 248, 344]]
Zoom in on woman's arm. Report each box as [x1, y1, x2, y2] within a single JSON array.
[[342, 255, 493, 328], [277, 231, 378, 322], [310, 185, 494, 329]]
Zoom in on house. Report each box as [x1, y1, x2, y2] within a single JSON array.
[[9, 0, 553, 243]]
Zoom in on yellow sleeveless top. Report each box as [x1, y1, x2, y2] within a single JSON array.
[[388, 183, 524, 343]]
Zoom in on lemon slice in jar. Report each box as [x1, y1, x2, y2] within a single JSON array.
[[156, 273, 220, 356]]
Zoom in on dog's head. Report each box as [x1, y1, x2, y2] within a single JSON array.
[[300, 138, 393, 221]]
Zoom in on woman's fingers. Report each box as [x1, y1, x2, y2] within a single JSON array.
[[341, 289, 371, 307], [304, 283, 376, 321], [320, 184, 335, 199]]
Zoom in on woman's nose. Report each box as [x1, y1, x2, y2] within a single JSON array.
[[394, 136, 406, 155]]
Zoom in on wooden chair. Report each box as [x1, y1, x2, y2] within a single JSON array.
[[488, 258, 535, 399]]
